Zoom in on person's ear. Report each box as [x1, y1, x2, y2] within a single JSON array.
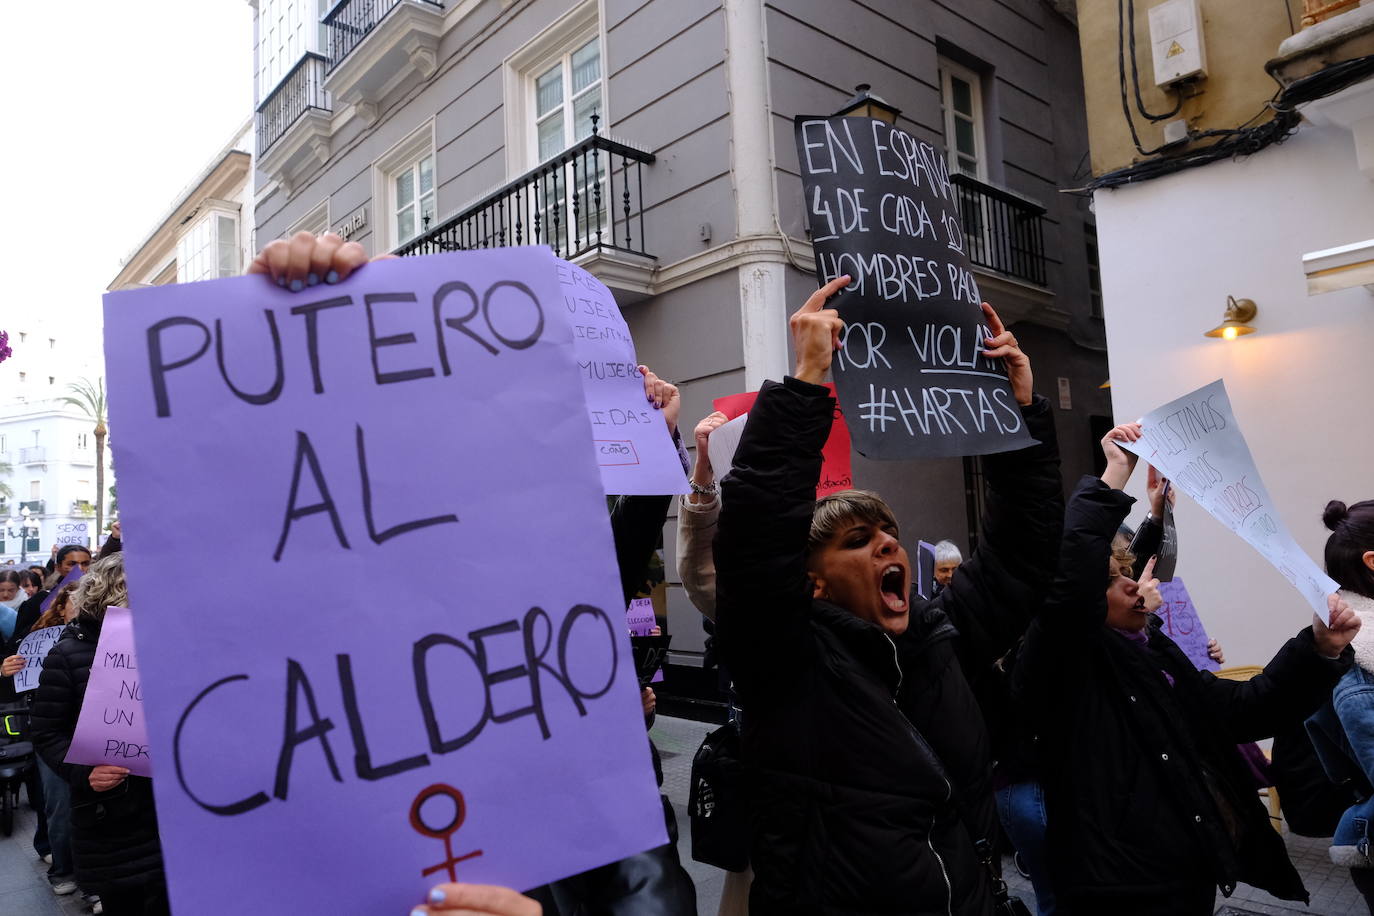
[[1363, 550, 1374, 574], [809, 573, 828, 600]]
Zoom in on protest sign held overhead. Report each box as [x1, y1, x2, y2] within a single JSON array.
[[558, 259, 690, 496], [793, 115, 1037, 459], [102, 249, 666, 915], [13, 625, 64, 693], [1120, 379, 1338, 618], [66, 607, 151, 776]]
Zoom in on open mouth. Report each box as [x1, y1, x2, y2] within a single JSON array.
[[880, 564, 908, 613]]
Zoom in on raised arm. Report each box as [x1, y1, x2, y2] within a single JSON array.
[[677, 411, 728, 621], [924, 303, 1063, 671], [1128, 465, 1172, 578], [715, 277, 847, 695], [610, 367, 681, 605]]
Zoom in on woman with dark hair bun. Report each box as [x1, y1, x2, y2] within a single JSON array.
[[1304, 498, 1374, 910]]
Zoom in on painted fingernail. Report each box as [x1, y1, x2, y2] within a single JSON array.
[[275, 276, 286, 288], [411, 909, 427, 916], [290, 278, 304, 292], [325, 269, 339, 284], [307, 272, 319, 287], [428, 887, 447, 904]]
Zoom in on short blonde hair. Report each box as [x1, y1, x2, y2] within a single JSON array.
[[72, 553, 129, 626], [1110, 548, 1136, 578], [809, 489, 899, 553]]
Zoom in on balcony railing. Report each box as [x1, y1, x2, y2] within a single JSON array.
[[19, 500, 44, 515], [951, 174, 1048, 288], [396, 117, 655, 261], [257, 52, 331, 155], [324, 0, 444, 71], [18, 447, 46, 464]]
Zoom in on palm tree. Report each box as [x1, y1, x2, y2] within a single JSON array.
[[61, 378, 108, 540], [0, 459, 12, 509]]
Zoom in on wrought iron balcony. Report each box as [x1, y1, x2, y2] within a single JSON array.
[[951, 174, 1048, 288], [396, 117, 655, 261], [257, 52, 331, 156], [18, 447, 45, 465], [324, 0, 444, 71]]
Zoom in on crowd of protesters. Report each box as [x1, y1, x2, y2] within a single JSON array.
[[3, 233, 1373, 916]]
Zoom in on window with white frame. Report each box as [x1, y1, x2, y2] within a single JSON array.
[[394, 155, 437, 245], [177, 212, 240, 284], [77, 433, 89, 450], [532, 37, 604, 164], [374, 124, 437, 251], [939, 58, 987, 180]]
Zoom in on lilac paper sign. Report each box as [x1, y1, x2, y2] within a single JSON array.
[[626, 598, 662, 683], [102, 249, 666, 916], [39, 563, 84, 613], [13, 625, 64, 693], [1155, 578, 1218, 672], [558, 260, 690, 496], [65, 607, 151, 775], [627, 597, 656, 636]]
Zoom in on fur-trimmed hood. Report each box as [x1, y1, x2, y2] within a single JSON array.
[[1344, 589, 1374, 675]]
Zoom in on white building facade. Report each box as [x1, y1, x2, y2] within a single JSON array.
[[1, 317, 111, 563]]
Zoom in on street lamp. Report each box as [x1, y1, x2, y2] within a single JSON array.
[[833, 83, 902, 124], [6, 507, 40, 565]]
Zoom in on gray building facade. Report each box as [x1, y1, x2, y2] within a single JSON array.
[[251, 0, 1109, 699]]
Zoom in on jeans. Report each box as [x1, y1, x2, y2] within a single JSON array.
[[996, 780, 1055, 916], [37, 757, 73, 877], [25, 761, 49, 858]]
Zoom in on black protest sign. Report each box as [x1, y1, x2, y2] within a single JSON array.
[[793, 115, 1037, 459]]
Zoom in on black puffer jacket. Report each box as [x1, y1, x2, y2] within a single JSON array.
[[29, 617, 165, 894], [1012, 477, 1350, 910], [719, 378, 991, 915], [896, 395, 1062, 862]]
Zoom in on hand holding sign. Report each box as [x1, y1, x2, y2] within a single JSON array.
[[247, 230, 371, 289], [1315, 593, 1361, 658], [979, 303, 1032, 407], [1099, 422, 1143, 491], [792, 275, 850, 385], [413, 882, 542, 916]]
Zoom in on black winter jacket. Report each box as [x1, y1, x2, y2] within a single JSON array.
[[29, 618, 165, 894], [1013, 477, 1350, 908], [718, 378, 1059, 915], [895, 395, 1062, 863]]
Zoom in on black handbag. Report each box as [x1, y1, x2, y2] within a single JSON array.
[[687, 719, 750, 872], [976, 839, 1033, 916]]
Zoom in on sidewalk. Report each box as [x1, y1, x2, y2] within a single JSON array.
[[0, 795, 91, 915]]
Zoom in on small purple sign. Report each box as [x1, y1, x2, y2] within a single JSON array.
[[1156, 577, 1218, 672], [65, 607, 151, 776], [626, 597, 656, 636], [39, 563, 84, 613], [13, 625, 64, 693]]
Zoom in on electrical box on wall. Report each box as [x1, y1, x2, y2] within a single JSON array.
[[1148, 0, 1207, 87]]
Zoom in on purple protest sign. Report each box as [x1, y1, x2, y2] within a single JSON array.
[[39, 562, 84, 613], [102, 249, 666, 915], [1155, 577, 1218, 672], [65, 607, 151, 776], [626, 597, 656, 636], [558, 260, 689, 496]]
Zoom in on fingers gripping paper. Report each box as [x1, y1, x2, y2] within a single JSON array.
[[793, 116, 1037, 459], [102, 250, 666, 915], [1120, 380, 1337, 618]]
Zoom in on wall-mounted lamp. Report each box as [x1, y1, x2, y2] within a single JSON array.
[[1204, 296, 1258, 340], [834, 84, 902, 123]]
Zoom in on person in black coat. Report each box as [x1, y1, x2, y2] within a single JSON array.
[[30, 552, 168, 916], [716, 276, 1055, 914], [1012, 422, 1360, 915]]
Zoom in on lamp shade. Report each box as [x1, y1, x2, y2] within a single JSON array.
[[1204, 296, 1258, 339]]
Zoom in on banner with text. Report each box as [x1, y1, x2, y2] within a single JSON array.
[[559, 260, 689, 496], [1121, 379, 1337, 618], [103, 249, 666, 915], [713, 386, 854, 497], [13, 625, 64, 693], [793, 115, 1036, 459], [66, 607, 150, 776], [1155, 578, 1217, 672]]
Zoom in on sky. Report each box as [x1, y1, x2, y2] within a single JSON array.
[[0, 1, 253, 369]]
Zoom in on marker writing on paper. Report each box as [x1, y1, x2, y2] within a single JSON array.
[[172, 602, 620, 818], [410, 784, 482, 882]]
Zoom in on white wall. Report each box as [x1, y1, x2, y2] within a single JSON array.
[[1094, 124, 1374, 668]]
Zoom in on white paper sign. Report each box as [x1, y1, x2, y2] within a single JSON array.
[[1121, 379, 1337, 618], [13, 625, 65, 693]]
